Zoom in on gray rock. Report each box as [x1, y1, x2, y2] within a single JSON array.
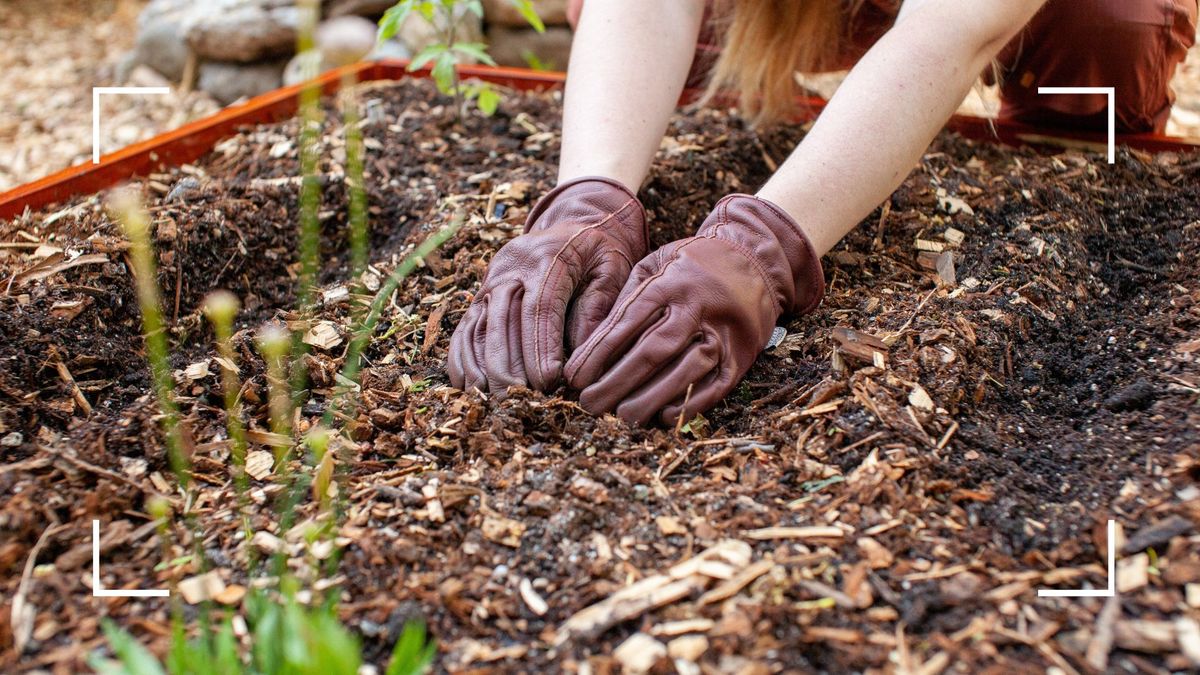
[[487, 25, 571, 70], [316, 15, 378, 66], [325, 0, 395, 19], [124, 0, 199, 81], [198, 59, 288, 104], [186, 0, 301, 63]]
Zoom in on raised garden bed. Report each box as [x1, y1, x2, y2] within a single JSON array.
[[2, 73, 1199, 672]]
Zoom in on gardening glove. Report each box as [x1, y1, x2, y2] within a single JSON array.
[[563, 194, 825, 426], [447, 176, 649, 393]]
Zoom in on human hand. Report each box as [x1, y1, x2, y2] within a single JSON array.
[[563, 194, 824, 425], [447, 177, 647, 393]]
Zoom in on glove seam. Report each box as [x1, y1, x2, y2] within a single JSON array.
[[566, 238, 704, 379], [530, 221, 637, 376]]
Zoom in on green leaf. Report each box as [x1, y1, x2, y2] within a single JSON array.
[[386, 621, 436, 675], [94, 619, 168, 675], [376, 2, 414, 44], [476, 86, 500, 116], [451, 42, 497, 66], [508, 0, 546, 32], [407, 43, 447, 72], [431, 51, 458, 94], [465, 0, 484, 18]]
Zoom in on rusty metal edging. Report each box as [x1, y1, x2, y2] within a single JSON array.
[[1, 60, 1196, 222]]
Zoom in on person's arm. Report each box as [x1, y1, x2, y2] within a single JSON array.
[[557, 0, 705, 190], [757, 0, 1047, 255], [564, 0, 1052, 425]]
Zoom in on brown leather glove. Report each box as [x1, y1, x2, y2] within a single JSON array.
[[563, 194, 824, 426], [447, 176, 648, 393]]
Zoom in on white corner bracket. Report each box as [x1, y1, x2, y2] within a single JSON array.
[[1036, 86, 1116, 164], [1037, 519, 1116, 598], [92, 86, 171, 164], [92, 519, 170, 598]]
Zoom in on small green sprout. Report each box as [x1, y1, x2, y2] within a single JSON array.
[[377, 0, 544, 117]]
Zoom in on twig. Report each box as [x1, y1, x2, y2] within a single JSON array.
[[936, 421, 959, 450], [12, 522, 68, 655], [47, 345, 92, 416]]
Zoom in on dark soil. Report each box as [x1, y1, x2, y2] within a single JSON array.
[[2, 78, 1199, 673]]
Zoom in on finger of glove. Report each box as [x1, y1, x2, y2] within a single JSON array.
[[483, 284, 527, 394], [577, 310, 697, 416], [564, 254, 630, 351], [563, 281, 673, 391], [448, 301, 488, 391], [520, 251, 584, 392], [659, 362, 737, 426], [614, 340, 719, 426]]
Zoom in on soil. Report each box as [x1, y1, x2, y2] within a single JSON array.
[[2, 78, 1199, 673]]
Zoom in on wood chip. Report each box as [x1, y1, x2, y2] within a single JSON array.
[[178, 571, 226, 605], [302, 321, 343, 350], [1116, 552, 1149, 593], [649, 619, 715, 637], [744, 526, 844, 541], [908, 384, 934, 412], [481, 515, 525, 547], [614, 633, 666, 674], [518, 578, 548, 616], [667, 635, 709, 662], [244, 450, 274, 480], [656, 515, 687, 536], [832, 327, 888, 363], [698, 559, 774, 606]]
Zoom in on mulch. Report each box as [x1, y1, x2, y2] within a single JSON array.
[[2, 78, 1199, 673]]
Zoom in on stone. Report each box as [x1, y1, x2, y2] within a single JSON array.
[[325, 0, 395, 19], [186, 0, 301, 63], [123, 0, 199, 82], [198, 60, 288, 105], [316, 15, 378, 67], [487, 25, 572, 70], [482, 0, 569, 27]]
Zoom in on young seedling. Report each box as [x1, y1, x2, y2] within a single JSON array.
[[108, 190, 189, 489], [256, 324, 294, 464], [377, 0, 545, 118]]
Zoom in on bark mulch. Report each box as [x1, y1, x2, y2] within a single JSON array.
[[2, 79, 1199, 673]]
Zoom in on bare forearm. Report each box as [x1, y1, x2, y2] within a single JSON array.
[[758, 0, 1046, 255], [558, 0, 705, 190]]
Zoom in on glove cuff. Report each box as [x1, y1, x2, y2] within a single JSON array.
[[523, 176, 649, 256], [697, 194, 826, 315]]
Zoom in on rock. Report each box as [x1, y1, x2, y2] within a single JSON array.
[[124, 0, 198, 82], [317, 15, 378, 67], [395, 5, 483, 56], [486, 25, 572, 70], [614, 633, 667, 674], [325, 0, 395, 19], [482, 0, 569, 26], [198, 60, 288, 105], [186, 0, 301, 63], [283, 50, 324, 87], [284, 15, 383, 85]]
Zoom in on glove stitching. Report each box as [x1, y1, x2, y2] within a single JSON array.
[[530, 200, 640, 375], [567, 238, 704, 378]]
